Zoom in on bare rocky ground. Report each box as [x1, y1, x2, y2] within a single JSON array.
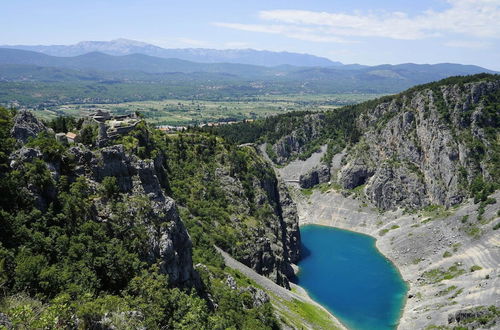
[[274, 144, 328, 183], [274, 149, 500, 330]]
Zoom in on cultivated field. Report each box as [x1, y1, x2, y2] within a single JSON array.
[[36, 93, 385, 125]]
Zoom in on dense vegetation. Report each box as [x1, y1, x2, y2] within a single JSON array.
[[203, 98, 372, 163], [0, 107, 280, 329]]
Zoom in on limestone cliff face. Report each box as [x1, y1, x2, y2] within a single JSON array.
[[339, 79, 500, 209], [299, 164, 331, 189], [271, 113, 323, 165], [8, 112, 198, 287], [9, 111, 302, 290], [10, 110, 48, 143], [216, 146, 301, 288], [70, 144, 197, 286]]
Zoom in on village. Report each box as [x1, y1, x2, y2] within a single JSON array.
[[55, 109, 254, 144], [156, 118, 254, 132]]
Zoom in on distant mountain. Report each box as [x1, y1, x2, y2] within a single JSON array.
[[1, 39, 340, 67], [290, 63, 496, 86], [0, 48, 495, 101], [0, 48, 283, 77]]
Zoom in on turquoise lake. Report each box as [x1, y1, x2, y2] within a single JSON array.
[[296, 224, 407, 330]]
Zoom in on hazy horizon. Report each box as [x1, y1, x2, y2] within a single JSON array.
[[1, 0, 499, 70]]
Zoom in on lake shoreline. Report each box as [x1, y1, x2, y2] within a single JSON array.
[[294, 224, 408, 329], [270, 145, 499, 329], [292, 187, 500, 329]]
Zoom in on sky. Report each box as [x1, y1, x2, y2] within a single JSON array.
[[1, 0, 499, 70]]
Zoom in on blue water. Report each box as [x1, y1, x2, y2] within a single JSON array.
[[296, 225, 407, 330]]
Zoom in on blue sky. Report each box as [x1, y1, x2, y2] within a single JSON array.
[[1, 0, 499, 69]]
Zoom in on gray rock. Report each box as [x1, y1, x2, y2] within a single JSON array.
[[299, 164, 330, 189], [64, 144, 199, 287], [226, 275, 237, 290], [241, 286, 270, 308], [214, 152, 300, 289], [10, 110, 47, 143], [365, 163, 428, 210], [338, 79, 500, 209], [9, 147, 42, 169], [271, 113, 324, 165], [95, 310, 145, 330], [0, 313, 12, 329], [447, 307, 499, 329], [277, 179, 301, 264]]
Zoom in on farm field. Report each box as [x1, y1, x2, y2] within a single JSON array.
[[36, 93, 385, 125]]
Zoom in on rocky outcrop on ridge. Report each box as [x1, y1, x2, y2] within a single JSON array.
[[70, 144, 196, 286], [10, 110, 47, 143], [8, 119, 198, 287]]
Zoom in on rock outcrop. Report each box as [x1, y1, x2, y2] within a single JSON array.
[[299, 164, 330, 189], [216, 149, 301, 288], [0, 313, 12, 329], [447, 306, 500, 329], [271, 113, 324, 165], [338, 79, 500, 209], [10, 110, 47, 143], [8, 112, 198, 287], [69, 144, 197, 286]]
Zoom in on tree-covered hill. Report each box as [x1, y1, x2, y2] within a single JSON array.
[[0, 108, 308, 328]]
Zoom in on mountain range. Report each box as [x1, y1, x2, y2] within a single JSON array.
[[0, 47, 494, 84], [0, 41, 496, 107], [0, 38, 340, 67]]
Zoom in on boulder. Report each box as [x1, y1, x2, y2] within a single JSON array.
[[9, 147, 42, 169], [10, 110, 47, 143], [0, 313, 12, 329]]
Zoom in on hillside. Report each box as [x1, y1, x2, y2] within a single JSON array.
[[0, 109, 336, 328], [258, 74, 500, 329], [209, 73, 500, 329], [210, 73, 500, 211], [0, 74, 498, 329]]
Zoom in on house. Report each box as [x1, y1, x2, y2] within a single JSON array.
[[66, 132, 77, 143]]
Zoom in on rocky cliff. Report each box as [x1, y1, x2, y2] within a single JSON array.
[[339, 77, 499, 209], [230, 165, 301, 287], [7, 111, 302, 290], [71, 144, 196, 285], [8, 113, 198, 287], [270, 113, 324, 165], [255, 75, 499, 210], [181, 142, 301, 288], [299, 164, 331, 189]]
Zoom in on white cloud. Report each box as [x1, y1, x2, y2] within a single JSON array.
[[213, 22, 351, 43], [214, 0, 500, 42]]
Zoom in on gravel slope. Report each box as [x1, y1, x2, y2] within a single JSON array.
[[275, 149, 500, 329]]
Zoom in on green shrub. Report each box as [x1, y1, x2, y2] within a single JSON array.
[[100, 176, 120, 199], [470, 265, 482, 272]]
